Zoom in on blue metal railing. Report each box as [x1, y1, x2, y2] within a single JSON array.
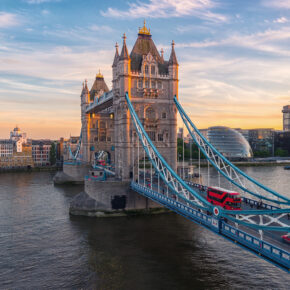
[[131, 181, 290, 271]]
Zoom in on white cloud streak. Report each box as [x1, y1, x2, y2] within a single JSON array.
[[175, 27, 290, 56], [0, 12, 21, 28], [101, 0, 227, 22], [262, 0, 290, 9], [273, 17, 288, 23], [25, 0, 61, 4]]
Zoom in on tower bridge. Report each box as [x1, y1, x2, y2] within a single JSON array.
[[54, 23, 290, 272]]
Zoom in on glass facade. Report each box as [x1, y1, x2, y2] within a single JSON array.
[[207, 126, 253, 158]]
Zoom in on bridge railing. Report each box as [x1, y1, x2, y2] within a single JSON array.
[[131, 181, 290, 271]]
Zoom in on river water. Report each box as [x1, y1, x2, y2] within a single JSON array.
[[0, 167, 289, 289]]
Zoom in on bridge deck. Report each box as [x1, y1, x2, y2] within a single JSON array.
[[132, 177, 290, 272]]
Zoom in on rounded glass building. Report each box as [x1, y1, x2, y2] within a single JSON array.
[[207, 126, 253, 159]]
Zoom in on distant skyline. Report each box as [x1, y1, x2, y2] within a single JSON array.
[[0, 0, 290, 138]]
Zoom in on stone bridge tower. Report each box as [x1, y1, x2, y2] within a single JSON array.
[[113, 22, 178, 180]]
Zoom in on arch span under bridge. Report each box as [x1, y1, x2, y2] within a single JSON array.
[[125, 92, 290, 272]]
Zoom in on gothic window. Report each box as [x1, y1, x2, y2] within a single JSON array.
[[100, 121, 106, 129], [147, 131, 156, 141], [152, 81, 156, 89], [158, 81, 162, 89], [158, 134, 163, 142], [92, 123, 95, 129], [145, 80, 149, 88], [94, 137, 98, 142], [151, 65, 155, 75], [145, 65, 149, 74], [100, 132, 106, 142], [145, 107, 156, 120], [138, 79, 143, 88], [162, 112, 167, 119]]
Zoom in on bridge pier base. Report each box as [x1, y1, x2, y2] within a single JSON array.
[[53, 163, 90, 185], [69, 179, 167, 217]]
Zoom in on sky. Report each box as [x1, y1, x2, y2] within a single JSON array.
[[0, 0, 290, 139]]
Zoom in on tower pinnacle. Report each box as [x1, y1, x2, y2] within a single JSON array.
[[138, 19, 151, 35], [120, 33, 130, 60], [169, 40, 178, 66]]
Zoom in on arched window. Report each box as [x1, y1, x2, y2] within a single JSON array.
[[151, 65, 155, 75], [100, 121, 106, 129], [145, 65, 149, 74], [138, 79, 143, 88], [145, 107, 156, 120]]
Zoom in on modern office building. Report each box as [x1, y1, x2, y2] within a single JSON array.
[[207, 126, 253, 159], [248, 128, 274, 154], [282, 105, 290, 132], [0, 140, 13, 157], [274, 131, 290, 156], [32, 140, 52, 166]]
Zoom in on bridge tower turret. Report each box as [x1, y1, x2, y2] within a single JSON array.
[[114, 33, 132, 179], [168, 40, 179, 99], [168, 40, 179, 170], [80, 80, 90, 163]]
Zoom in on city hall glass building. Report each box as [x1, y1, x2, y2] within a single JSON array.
[[207, 126, 253, 159]]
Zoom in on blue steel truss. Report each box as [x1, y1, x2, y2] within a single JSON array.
[[174, 96, 290, 206], [68, 131, 82, 160], [125, 93, 290, 233], [131, 182, 290, 272]]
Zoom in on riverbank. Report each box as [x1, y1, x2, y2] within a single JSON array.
[[0, 166, 61, 173]]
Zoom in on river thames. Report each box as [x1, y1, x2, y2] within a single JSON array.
[[0, 166, 289, 289]]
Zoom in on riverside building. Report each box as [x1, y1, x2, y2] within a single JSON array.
[[282, 105, 290, 132]]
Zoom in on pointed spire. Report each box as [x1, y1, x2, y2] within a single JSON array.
[[169, 40, 178, 66], [119, 33, 130, 60], [112, 42, 119, 67], [84, 79, 89, 92], [160, 48, 164, 60], [96, 69, 103, 79], [138, 19, 151, 35]]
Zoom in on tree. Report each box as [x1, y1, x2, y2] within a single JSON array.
[[274, 148, 288, 157], [253, 150, 271, 158], [49, 142, 57, 165]]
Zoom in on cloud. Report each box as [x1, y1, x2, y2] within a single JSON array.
[[25, 0, 61, 4], [175, 27, 290, 56], [90, 25, 113, 33], [101, 0, 227, 23], [0, 12, 21, 28], [41, 9, 50, 15], [273, 17, 288, 23], [262, 0, 290, 9]]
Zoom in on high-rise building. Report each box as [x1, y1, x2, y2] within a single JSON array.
[[282, 105, 290, 131]]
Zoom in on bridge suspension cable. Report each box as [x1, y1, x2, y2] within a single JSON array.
[[126, 92, 290, 232], [68, 131, 82, 160], [125, 93, 210, 211], [174, 96, 290, 206]]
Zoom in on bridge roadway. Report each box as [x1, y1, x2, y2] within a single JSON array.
[[138, 173, 290, 252]]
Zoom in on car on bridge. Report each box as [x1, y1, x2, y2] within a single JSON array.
[[281, 233, 290, 244], [207, 186, 242, 210]]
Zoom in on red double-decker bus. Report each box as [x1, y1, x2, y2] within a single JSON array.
[[207, 186, 242, 210]]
